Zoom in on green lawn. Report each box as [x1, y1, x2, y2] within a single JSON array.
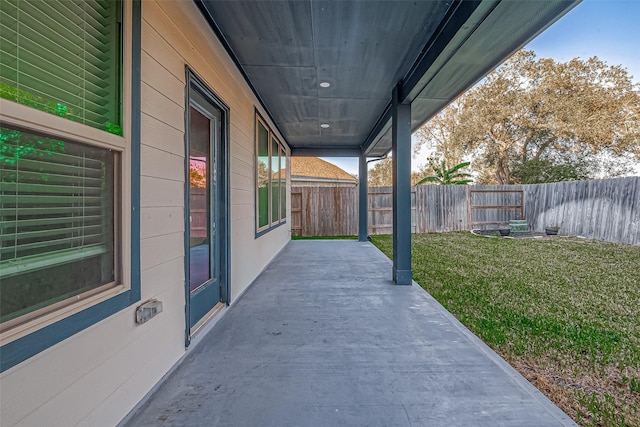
[[291, 235, 357, 240], [371, 232, 640, 427]]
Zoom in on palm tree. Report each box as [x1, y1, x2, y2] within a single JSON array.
[[416, 161, 473, 185]]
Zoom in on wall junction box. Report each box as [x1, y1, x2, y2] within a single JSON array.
[[136, 299, 163, 324]]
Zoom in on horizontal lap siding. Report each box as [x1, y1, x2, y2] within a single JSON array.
[[142, 0, 290, 301], [1, 280, 185, 427], [1, 2, 291, 426], [16, 286, 185, 427]]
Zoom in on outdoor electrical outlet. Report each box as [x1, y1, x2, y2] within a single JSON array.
[[135, 299, 163, 324]]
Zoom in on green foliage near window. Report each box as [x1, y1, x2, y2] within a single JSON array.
[[0, 127, 65, 168], [0, 83, 75, 119], [105, 122, 124, 136], [0, 83, 123, 136]]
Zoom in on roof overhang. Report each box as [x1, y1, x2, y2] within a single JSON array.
[[291, 176, 357, 184], [196, 0, 580, 157]]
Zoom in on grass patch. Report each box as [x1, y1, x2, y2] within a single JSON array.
[[292, 235, 357, 240], [371, 232, 640, 427]]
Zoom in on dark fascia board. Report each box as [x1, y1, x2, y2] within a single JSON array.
[[193, 0, 290, 149], [360, 104, 392, 156], [401, 0, 486, 103], [361, 0, 483, 155], [291, 147, 363, 157], [362, 0, 581, 156], [292, 177, 357, 183], [368, 145, 392, 159], [406, 0, 581, 134]]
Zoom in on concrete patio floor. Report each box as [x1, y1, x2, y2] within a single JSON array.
[[123, 240, 576, 426]]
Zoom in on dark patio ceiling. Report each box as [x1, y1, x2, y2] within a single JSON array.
[[196, 0, 580, 157]]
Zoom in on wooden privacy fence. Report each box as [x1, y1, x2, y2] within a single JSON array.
[[290, 186, 359, 237], [524, 178, 639, 246], [291, 176, 640, 245]]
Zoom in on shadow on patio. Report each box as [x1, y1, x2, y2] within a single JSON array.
[[123, 240, 575, 426]]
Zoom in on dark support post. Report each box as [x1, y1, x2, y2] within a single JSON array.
[[391, 83, 412, 285], [358, 155, 368, 242]]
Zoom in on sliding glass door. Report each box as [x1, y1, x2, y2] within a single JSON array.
[[187, 88, 222, 329]]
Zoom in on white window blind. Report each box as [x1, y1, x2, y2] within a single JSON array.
[[1, 127, 117, 326], [0, 128, 114, 280], [0, 0, 121, 131]]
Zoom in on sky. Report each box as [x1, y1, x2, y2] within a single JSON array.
[[322, 0, 640, 176]]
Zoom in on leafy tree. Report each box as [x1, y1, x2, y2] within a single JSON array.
[[189, 161, 207, 188], [415, 50, 640, 184], [367, 157, 424, 187], [257, 161, 269, 187], [416, 160, 473, 185], [413, 100, 466, 168], [510, 158, 588, 184], [368, 157, 392, 186]]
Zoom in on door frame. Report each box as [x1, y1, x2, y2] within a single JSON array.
[[184, 67, 230, 347]]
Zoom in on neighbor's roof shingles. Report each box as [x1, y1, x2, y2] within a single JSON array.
[[275, 157, 357, 182]]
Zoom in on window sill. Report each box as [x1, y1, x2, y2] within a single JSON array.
[[255, 220, 287, 239], [0, 100, 127, 152], [0, 286, 137, 373], [0, 284, 128, 346]]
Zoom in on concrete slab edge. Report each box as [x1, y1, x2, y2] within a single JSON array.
[[366, 241, 578, 426]]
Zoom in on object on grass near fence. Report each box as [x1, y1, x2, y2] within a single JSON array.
[[545, 225, 561, 235], [509, 220, 529, 234]]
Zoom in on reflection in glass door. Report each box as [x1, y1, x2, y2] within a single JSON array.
[[187, 89, 222, 330]]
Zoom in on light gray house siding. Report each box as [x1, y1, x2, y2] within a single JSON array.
[[0, 2, 289, 426]]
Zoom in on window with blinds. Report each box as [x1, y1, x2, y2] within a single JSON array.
[[0, 126, 117, 327], [0, 0, 122, 133]]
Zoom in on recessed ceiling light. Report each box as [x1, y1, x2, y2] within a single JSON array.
[[320, 123, 330, 128], [319, 82, 331, 88]]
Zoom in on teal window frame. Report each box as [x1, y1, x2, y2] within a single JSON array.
[[0, 1, 141, 374]]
